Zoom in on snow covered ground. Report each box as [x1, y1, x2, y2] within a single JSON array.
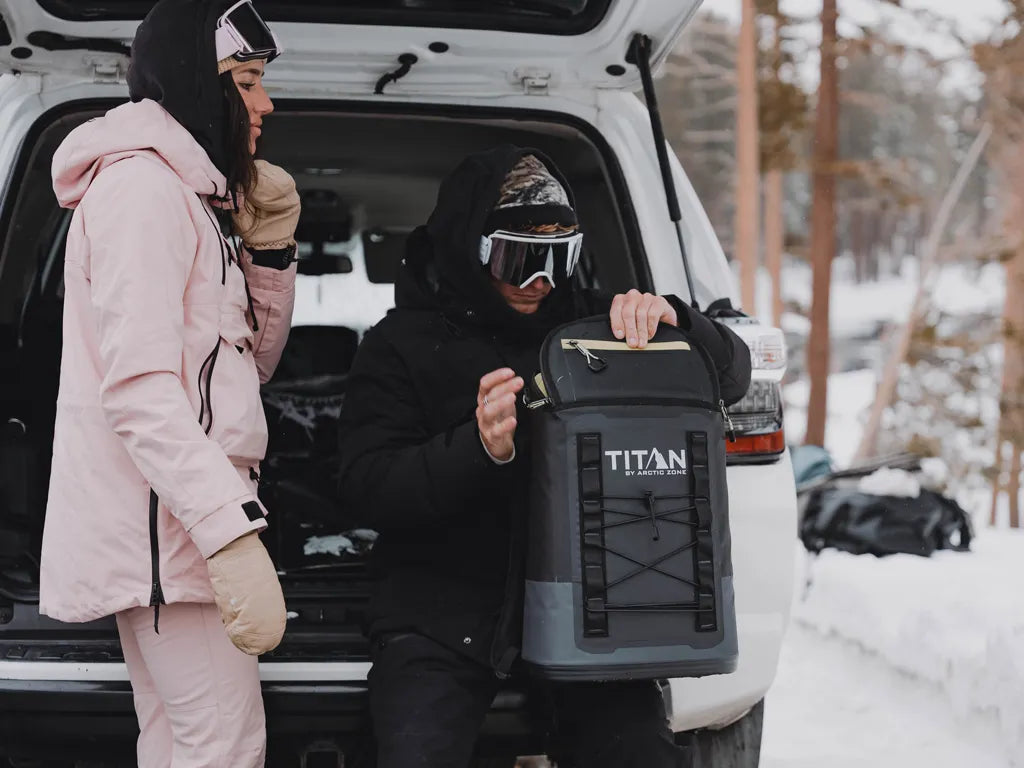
[[763, 535, 1023, 767], [762, 620, 1012, 768], [756, 257, 1020, 767]]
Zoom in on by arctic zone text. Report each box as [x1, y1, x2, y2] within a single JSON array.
[[604, 448, 687, 476]]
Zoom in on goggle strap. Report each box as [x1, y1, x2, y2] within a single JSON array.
[[215, 0, 283, 63]]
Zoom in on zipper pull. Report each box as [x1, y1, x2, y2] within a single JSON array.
[[524, 393, 552, 410], [568, 339, 608, 372], [523, 372, 553, 409], [720, 399, 737, 443]]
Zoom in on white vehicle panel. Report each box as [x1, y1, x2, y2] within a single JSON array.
[[0, 64, 797, 735]]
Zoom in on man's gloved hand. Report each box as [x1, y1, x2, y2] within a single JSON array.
[[206, 532, 287, 656], [232, 160, 301, 251]]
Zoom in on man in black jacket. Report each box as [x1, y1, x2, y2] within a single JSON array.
[[337, 146, 751, 768]]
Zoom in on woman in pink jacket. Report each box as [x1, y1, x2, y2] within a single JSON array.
[[41, 1, 298, 765]]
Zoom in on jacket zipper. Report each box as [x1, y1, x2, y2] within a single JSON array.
[[150, 333, 221, 634], [148, 489, 166, 633], [197, 339, 222, 435], [146, 198, 233, 633]]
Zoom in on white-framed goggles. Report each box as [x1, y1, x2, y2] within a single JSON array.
[[215, 0, 283, 64], [479, 230, 583, 289]]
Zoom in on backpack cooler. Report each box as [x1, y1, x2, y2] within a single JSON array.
[[521, 316, 737, 681]]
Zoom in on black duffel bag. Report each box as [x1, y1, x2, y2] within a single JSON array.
[[800, 486, 973, 557], [521, 316, 737, 682]]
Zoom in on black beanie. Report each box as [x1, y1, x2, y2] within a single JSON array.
[[127, 0, 233, 178]]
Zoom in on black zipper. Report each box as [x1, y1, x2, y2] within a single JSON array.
[[196, 336, 223, 436], [538, 317, 722, 407], [195, 194, 228, 285], [686, 335, 736, 441], [148, 489, 166, 633]]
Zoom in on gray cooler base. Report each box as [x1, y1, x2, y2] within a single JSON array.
[[522, 578, 738, 682]]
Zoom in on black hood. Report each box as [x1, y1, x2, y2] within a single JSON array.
[[396, 145, 578, 340], [127, 0, 233, 178]]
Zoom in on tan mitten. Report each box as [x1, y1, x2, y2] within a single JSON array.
[[232, 160, 301, 250], [206, 532, 287, 655]]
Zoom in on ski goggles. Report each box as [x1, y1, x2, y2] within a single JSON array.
[[479, 230, 584, 288], [215, 0, 283, 64]]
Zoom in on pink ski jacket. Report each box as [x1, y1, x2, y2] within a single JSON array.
[[40, 99, 296, 623]]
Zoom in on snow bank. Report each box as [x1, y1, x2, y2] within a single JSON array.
[[793, 531, 1024, 765]]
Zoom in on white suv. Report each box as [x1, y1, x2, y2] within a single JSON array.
[[0, 1, 797, 765]]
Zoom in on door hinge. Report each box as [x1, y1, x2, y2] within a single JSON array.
[[515, 69, 551, 95], [92, 61, 123, 84]]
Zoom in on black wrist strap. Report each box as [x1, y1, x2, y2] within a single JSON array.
[[248, 243, 297, 271]]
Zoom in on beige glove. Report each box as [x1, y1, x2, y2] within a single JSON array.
[[206, 532, 287, 655], [232, 160, 301, 250]]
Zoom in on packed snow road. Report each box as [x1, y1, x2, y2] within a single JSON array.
[[761, 620, 1012, 768]]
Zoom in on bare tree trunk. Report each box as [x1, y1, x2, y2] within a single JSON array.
[[882, 209, 898, 279], [853, 124, 992, 463], [851, 207, 867, 283], [996, 240, 1024, 529], [734, 0, 760, 313], [866, 209, 882, 282], [988, 116, 1024, 528], [764, 169, 785, 328], [990, 456, 1001, 526], [1010, 445, 1021, 529], [804, 0, 839, 448]]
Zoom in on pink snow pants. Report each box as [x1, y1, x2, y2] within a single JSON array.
[[116, 603, 266, 768]]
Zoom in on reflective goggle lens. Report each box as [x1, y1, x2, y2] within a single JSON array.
[[483, 231, 583, 288]]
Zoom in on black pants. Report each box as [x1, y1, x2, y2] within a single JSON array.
[[369, 632, 689, 768]]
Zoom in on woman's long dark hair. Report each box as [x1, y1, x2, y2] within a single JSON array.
[[220, 71, 257, 203]]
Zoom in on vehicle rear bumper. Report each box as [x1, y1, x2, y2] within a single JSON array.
[[0, 675, 367, 760], [0, 664, 537, 760]]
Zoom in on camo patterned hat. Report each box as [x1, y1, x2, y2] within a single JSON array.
[[486, 154, 578, 232]]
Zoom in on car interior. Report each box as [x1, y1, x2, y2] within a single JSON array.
[[0, 102, 649, 661]]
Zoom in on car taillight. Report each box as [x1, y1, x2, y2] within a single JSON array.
[[727, 429, 786, 457], [724, 379, 785, 463], [718, 320, 788, 464]]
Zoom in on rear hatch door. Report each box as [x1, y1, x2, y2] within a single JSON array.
[[0, 0, 701, 94]]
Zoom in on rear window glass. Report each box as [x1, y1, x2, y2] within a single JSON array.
[[38, 0, 613, 34], [0, 101, 647, 339]]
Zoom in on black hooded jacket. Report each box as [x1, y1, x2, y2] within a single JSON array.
[[337, 145, 752, 670], [127, 0, 234, 182]]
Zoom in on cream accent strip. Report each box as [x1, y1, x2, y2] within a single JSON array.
[[560, 339, 690, 352]]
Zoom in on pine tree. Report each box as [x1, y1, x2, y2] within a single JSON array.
[[804, 0, 839, 448], [734, 0, 760, 313], [757, 0, 807, 329], [976, 1, 1024, 527]]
